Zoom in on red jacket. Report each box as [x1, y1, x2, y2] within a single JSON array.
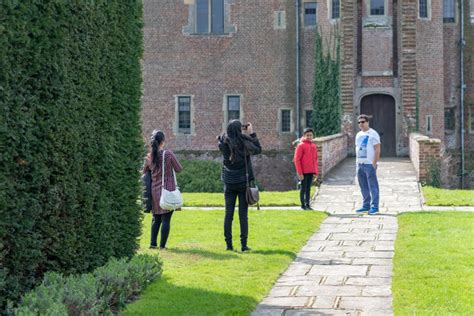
[[294, 138, 318, 175]]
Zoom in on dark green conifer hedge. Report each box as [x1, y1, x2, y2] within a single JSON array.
[[0, 1, 144, 309]]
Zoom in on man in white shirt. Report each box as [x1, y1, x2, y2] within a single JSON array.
[[355, 114, 381, 215]]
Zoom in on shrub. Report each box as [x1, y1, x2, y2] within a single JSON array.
[[0, 1, 144, 309], [12, 254, 162, 316], [177, 160, 223, 192]]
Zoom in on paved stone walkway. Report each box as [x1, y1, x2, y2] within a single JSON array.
[[252, 214, 397, 316], [252, 158, 414, 315]]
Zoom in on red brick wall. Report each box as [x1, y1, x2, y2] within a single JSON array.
[[416, 0, 445, 141], [142, 0, 297, 152], [362, 76, 394, 87], [314, 133, 348, 180], [409, 133, 441, 182]]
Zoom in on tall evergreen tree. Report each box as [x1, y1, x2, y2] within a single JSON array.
[[313, 27, 341, 137]]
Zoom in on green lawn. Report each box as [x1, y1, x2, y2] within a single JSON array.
[[422, 186, 474, 206], [183, 188, 316, 207], [123, 210, 326, 315], [393, 212, 474, 315]]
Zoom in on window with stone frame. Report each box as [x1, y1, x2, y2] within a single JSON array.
[[370, 0, 385, 15], [304, 2, 317, 27], [196, 0, 224, 34], [444, 107, 455, 131], [443, 0, 455, 23], [419, 0, 429, 19], [178, 96, 191, 134], [331, 0, 340, 19], [281, 109, 291, 132], [305, 110, 313, 128], [227, 96, 240, 121]]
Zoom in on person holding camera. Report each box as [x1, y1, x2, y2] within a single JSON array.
[[218, 120, 261, 252], [143, 130, 183, 249], [294, 128, 319, 210]]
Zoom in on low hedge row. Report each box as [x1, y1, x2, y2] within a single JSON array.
[[176, 160, 223, 193], [175, 159, 265, 192], [11, 254, 162, 315]]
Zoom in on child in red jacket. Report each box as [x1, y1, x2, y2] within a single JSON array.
[[294, 128, 319, 210]]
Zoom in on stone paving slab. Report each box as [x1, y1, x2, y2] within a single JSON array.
[[252, 215, 397, 316]]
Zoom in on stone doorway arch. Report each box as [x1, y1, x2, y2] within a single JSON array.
[[360, 94, 396, 157]]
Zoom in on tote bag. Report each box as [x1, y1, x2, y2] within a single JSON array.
[[159, 150, 183, 210]]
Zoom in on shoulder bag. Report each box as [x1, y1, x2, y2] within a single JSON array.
[[159, 150, 183, 210], [244, 149, 260, 210]]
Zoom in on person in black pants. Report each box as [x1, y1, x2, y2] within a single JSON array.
[[294, 128, 319, 210], [143, 130, 183, 249], [218, 120, 262, 252]]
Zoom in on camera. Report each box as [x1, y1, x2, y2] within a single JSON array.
[[242, 124, 250, 130]]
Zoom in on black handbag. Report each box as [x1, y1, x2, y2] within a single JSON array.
[[244, 149, 260, 210], [142, 170, 152, 213]]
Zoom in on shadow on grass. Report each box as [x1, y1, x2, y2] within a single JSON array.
[[252, 249, 296, 258], [124, 277, 259, 315], [167, 247, 240, 260]]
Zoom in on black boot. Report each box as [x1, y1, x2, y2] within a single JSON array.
[[226, 240, 233, 251], [241, 246, 251, 252]]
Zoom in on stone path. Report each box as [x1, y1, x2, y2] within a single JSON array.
[[252, 214, 397, 316], [312, 158, 423, 214], [252, 158, 415, 315]]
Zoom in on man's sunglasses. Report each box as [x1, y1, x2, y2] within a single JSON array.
[[358, 121, 367, 124]]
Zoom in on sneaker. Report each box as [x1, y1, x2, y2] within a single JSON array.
[[368, 208, 379, 215], [355, 207, 369, 213], [306, 205, 313, 210], [241, 246, 251, 252], [226, 246, 233, 251], [301, 206, 307, 210], [149, 245, 157, 249]]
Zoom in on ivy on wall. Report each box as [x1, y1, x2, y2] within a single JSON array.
[[312, 27, 342, 137]]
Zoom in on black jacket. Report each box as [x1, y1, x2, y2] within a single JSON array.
[[218, 133, 262, 184]]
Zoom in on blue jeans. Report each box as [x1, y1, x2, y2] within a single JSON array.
[[357, 164, 379, 210]]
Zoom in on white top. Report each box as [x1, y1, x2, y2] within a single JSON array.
[[355, 128, 381, 165]]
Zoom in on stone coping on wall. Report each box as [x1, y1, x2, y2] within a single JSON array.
[[313, 133, 345, 142], [410, 133, 442, 144]]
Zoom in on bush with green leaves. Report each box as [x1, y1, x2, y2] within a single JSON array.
[[0, 1, 144, 309], [177, 160, 223, 192], [12, 254, 162, 316]]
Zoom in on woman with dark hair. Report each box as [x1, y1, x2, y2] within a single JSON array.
[[218, 120, 262, 252], [143, 130, 183, 249]]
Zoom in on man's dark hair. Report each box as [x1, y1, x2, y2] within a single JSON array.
[[303, 127, 314, 135], [358, 114, 370, 122]]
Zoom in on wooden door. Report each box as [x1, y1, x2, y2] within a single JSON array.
[[360, 94, 396, 157]]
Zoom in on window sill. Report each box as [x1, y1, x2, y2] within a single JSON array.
[[187, 33, 232, 37]]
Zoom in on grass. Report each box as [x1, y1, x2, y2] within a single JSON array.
[[123, 210, 326, 315], [393, 212, 474, 315], [182, 187, 316, 207], [422, 186, 474, 206]]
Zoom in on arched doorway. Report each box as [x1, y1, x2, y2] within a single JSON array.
[[360, 94, 396, 157]]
